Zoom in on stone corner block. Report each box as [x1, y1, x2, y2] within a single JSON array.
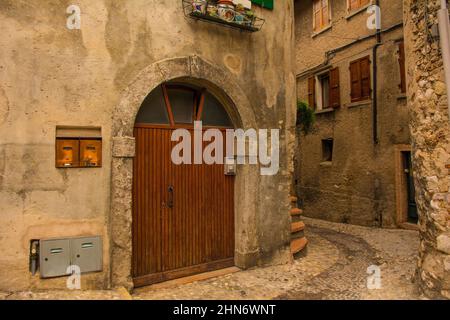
[[112, 136, 136, 158], [437, 234, 450, 255]]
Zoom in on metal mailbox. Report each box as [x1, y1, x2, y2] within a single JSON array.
[[55, 139, 79, 168], [70, 236, 102, 274], [39, 236, 102, 278], [80, 139, 102, 167], [39, 239, 71, 278]]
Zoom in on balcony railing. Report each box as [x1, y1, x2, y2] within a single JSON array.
[[182, 0, 265, 32]]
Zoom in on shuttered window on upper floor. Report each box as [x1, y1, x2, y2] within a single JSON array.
[[348, 0, 370, 12], [313, 0, 330, 32], [308, 67, 341, 111], [350, 56, 371, 102]]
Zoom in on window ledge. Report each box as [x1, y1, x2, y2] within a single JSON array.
[[320, 161, 333, 167], [315, 108, 335, 115], [345, 3, 373, 20], [346, 100, 372, 109], [312, 25, 332, 38]]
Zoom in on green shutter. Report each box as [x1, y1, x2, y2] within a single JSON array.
[[251, 0, 274, 10]]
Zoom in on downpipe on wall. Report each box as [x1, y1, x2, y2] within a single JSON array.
[[438, 0, 450, 120], [372, 0, 381, 146]]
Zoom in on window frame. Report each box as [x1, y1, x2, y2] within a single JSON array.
[[397, 40, 407, 94], [316, 71, 331, 111], [308, 67, 340, 112], [135, 84, 233, 129], [313, 0, 331, 33], [347, 0, 371, 13], [321, 138, 334, 163]]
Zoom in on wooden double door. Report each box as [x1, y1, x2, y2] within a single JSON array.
[[132, 126, 235, 287]]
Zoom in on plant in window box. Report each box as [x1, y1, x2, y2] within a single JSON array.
[[244, 9, 255, 26], [192, 0, 207, 15], [217, 0, 235, 22], [234, 4, 246, 24], [206, 2, 219, 17]]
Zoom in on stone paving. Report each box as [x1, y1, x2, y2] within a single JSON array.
[[0, 218, 423, 300]]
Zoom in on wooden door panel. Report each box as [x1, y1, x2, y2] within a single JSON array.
[[133, 127, 234, 285]]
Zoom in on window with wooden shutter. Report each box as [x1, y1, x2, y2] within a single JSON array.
[[398, 41, 406, 93], [350, 56, 371, 102], [313, 0, 330, 32], [308, 76, 316, 109], [348, 0, 370, 12], [329, 67, 341, 108]]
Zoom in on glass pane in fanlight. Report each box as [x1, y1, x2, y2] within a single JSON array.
[[169, 89, 195, 124], [135, 86, 169, 124], [202, 92, 233, 127]]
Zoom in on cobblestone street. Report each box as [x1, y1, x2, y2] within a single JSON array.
[[1, 218, 422, 300]]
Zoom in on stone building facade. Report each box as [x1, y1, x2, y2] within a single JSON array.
[[0, 1, 296, 291], [403, 0, 450, 299], [294, 0, 413, 228]]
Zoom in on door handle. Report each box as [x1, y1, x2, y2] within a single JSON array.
[[168, 185, 174, 209]]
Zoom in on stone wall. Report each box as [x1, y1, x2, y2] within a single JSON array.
[[0, 0, 296, 291], [294, 0, 410, 227], [403, 0, 450, 299]]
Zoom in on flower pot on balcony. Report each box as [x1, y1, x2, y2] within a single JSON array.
[[192, 0, 207, 14], [206, 4, 219, 17], [218, 2, 235, 22], [234, 4, 245, 24]]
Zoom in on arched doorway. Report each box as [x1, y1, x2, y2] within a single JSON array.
[[132, 82, 235, 287]]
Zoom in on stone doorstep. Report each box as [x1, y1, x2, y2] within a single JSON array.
[[133, 267, 241, 292]]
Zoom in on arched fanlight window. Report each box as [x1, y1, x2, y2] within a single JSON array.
[[135, 83, 232, 127]]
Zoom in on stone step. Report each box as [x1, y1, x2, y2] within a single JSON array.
[[291, 221, 305, 233], [290, 208, 303, 217], [290, 237, 308, 255]]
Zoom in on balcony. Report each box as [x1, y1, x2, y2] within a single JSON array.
[[182, 0, 265, 32]]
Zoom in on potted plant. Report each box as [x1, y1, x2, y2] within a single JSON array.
[[217, 0, 235, 22], [244, 9, 255, 26], [206, 2, 219, 17], [234, 4, 246, 24], [192, 0, 207, 15]]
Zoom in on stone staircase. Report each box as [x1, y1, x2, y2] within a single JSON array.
[[289, 196, 308, 259]]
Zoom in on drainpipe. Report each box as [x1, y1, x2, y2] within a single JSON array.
[[372, 0, 381, 145], [438, 0, 450, 120]]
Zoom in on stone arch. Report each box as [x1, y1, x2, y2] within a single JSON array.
[[110, 55, 258, 289]]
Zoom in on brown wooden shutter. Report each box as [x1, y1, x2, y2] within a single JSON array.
[[350, 56, 371, 102], [398, 41, 406, 93], [308, 76, 316, 109], [360, 56, 371, 100], [329, 67, 341, 108], [350, 61, 361, 102]]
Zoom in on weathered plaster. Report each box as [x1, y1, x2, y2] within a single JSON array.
[[110, 55, 293, 289], [0, 0, 295, 291]]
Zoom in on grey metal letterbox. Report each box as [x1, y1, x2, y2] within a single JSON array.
[[70, 236, 102, 274], [39, 239, 71, 278]]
